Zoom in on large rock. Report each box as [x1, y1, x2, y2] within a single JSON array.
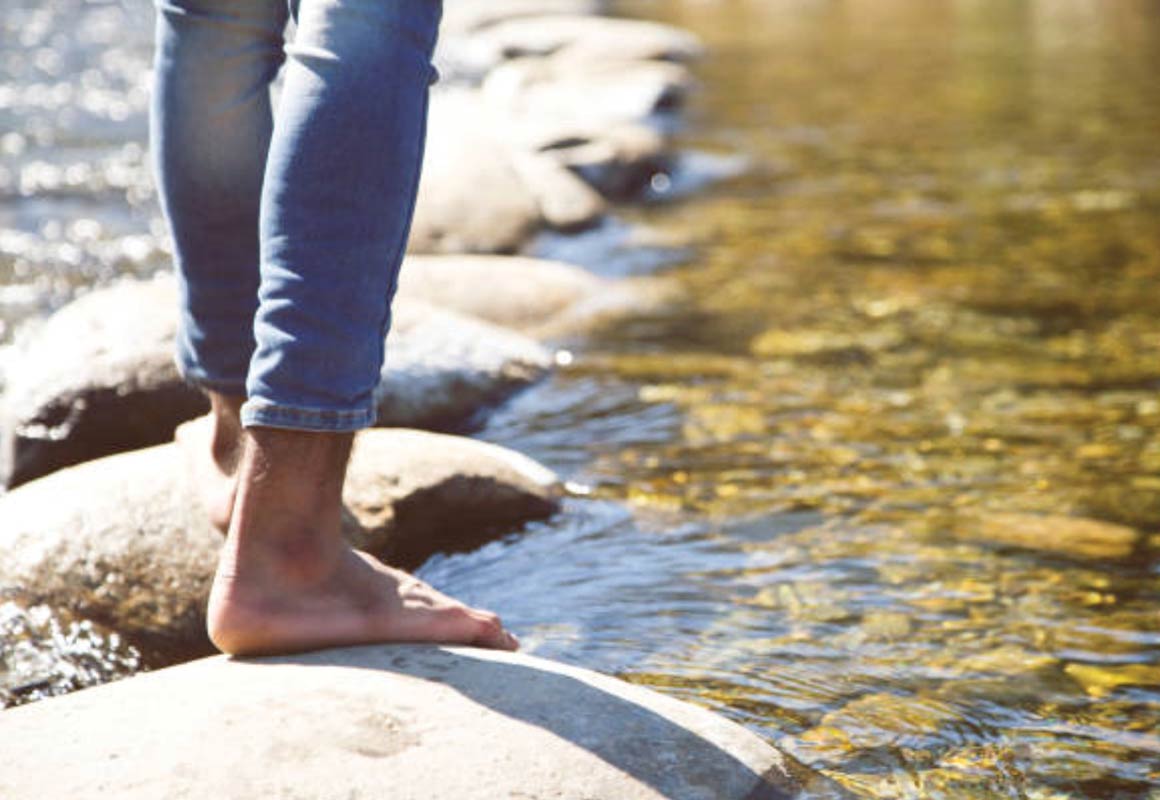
[[484, 56, 694, 126], [437, 0, 607, 82], [398, 254, 606, 331], [473, 15, 703, 66], [2, 276, 552, 487], [378, 299, 552, 430], [410, 90, 606, 253], [0, 429, 561, 659], [397, 254, 680, 340], [0, 645, 839, 799], [0, 276, 206, 488]]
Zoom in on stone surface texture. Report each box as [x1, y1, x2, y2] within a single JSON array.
[[0, 645, 830, 800], [0, 429, 561, 658]]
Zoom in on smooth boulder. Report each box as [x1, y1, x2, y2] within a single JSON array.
[[398, 254, 606, 331], [2, 276, 553, 486], [483, 56, 694, 126], [0, 429, 561, 659], [397, 254, 680, 339], [379, 300, 552, 429], [473, 15, 703, 65], [0, 645, 837, 799], [0, 276, 207, 488], [409, 90, 606, 253]]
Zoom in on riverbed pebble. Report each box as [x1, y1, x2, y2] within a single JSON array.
[[0, 428, 561, 658]]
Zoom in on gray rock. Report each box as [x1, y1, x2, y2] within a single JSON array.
[[442, 0, 604, 35], [474, 15, 703, 65], [410, 83, 680, 253], [396, 254, 680, 341], [410, 90, 606, 253], [0, 429, 561, 658], [0, 645, 836, 800], [397, 254, 606, 331], [379, 299, 552, 430], [2, 276, 553, 486], [484, 56, 694, 126], [0, 276, 207, 489], [527, 118, 669, 198], [437, 0, 607, 82]]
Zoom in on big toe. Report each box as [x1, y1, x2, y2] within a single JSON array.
[[468, 609, 519, 651]]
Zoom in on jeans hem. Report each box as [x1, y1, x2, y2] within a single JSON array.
[[240, 398, 376, 433], [176, 358, 248, 397]]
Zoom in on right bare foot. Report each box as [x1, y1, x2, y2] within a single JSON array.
[[208, 543, 517, 656], [206, 425, 519, 656]]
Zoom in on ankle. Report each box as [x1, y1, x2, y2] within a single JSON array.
[[226, 427, 354, 558], [207, 392, 245, 469]]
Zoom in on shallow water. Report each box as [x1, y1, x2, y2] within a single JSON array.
[[3, 0, 1160, 796], [462, 1, 1160, 796]]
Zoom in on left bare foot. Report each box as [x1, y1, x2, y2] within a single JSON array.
[[176, 393, 244, 534]]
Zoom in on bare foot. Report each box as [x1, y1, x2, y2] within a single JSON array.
[[208, 544, 517, 656], [176, 393, 244, 534], [206, 426, 519, 656]]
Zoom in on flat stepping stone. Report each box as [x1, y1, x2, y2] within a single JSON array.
[[1, 276, 552, 487], [0, 644, 837, 799], [0, 428, 561, 659]]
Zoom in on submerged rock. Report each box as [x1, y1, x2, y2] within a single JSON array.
[[2, 276, 553, 486], [0, 429, 561, 658], [0, 645, 829, 800], [957, 512, 1140, 560]]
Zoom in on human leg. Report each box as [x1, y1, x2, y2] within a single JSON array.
[[150, 0, 288, 395], [151, 0, 287, 526], [205, 0, 518, 654]]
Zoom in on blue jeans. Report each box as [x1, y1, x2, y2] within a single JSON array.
[[150, 0, 441, 431]]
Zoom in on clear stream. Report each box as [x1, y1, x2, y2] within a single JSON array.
[[3, 1, 1160, 797]]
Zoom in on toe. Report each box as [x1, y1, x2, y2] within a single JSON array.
[[469, 610, 518, 651]]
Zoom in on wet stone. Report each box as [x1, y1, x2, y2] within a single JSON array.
[[0, 429, 561, 659], [1, 276, 556, 485]]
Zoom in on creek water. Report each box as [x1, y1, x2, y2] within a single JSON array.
[[3, 0, 1160, 797]]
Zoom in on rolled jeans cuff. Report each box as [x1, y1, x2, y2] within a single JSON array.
[[176, 356, 247, 398], [240, 398, 375, 433]]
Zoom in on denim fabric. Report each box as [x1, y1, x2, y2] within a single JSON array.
[[150, 0, 442, 432]]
